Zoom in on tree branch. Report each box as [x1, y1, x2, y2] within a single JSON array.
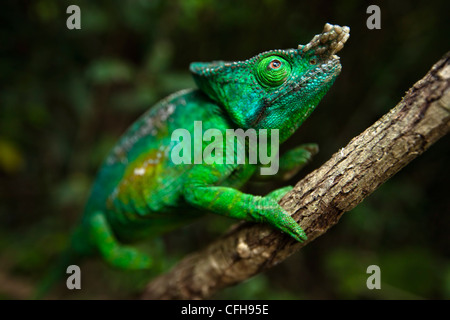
[[141, 52, 450, 300]]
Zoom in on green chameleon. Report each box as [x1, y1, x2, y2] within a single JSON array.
[[38, 23, 349, 296]]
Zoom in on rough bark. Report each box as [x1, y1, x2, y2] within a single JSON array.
[[141, 52, 450, 300]]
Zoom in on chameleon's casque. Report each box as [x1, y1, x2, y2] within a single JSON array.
[[37, 23, 349, 297]]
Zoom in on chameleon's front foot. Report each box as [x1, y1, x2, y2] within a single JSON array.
[[254, 186, 307, 242], [184, 166, 307, 244], [279, 143, 319, 180], [253, 143, 318, 182]]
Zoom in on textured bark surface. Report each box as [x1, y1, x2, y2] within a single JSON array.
[[141, 52, 450, 300]]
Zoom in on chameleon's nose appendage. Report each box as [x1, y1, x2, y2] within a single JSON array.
[[298, 23, 350, 58]]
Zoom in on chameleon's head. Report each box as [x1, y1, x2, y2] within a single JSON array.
[[190, 23, 350, 141]]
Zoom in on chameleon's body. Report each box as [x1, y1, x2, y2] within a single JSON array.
[[39, 23, 349, 295]]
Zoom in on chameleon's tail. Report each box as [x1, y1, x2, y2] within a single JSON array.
[[33, 226, 90, 299]]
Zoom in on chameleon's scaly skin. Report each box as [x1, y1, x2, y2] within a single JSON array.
[[66, 24, 350, 270]]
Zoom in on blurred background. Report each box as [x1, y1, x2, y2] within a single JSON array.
[[0, 0, 448, 299]]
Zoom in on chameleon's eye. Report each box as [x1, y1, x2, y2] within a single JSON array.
[[269, 59, 282, 69], [256, 56, 291, 87]]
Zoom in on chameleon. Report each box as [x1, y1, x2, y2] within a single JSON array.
[[37, 23, 349, 296]]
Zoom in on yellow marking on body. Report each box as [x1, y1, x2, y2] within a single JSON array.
[[109, 149, 166, 211]]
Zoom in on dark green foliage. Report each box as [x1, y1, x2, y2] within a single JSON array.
[[0, 0, 448, 299]]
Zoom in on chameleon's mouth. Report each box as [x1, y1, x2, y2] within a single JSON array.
[[291, 57, 341, 94]]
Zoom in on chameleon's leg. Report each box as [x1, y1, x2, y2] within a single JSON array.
[[88, 211, 152, 269], [254, 143, 318, 182], [265, 185, 293, 200], [183, 165, 306, 242]]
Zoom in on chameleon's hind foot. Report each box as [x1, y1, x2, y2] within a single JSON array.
[[106, 246, 152, 270], [90, 212, 152, 270]]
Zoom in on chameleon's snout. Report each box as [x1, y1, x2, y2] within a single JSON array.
[[299, 23, 350, 58]]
